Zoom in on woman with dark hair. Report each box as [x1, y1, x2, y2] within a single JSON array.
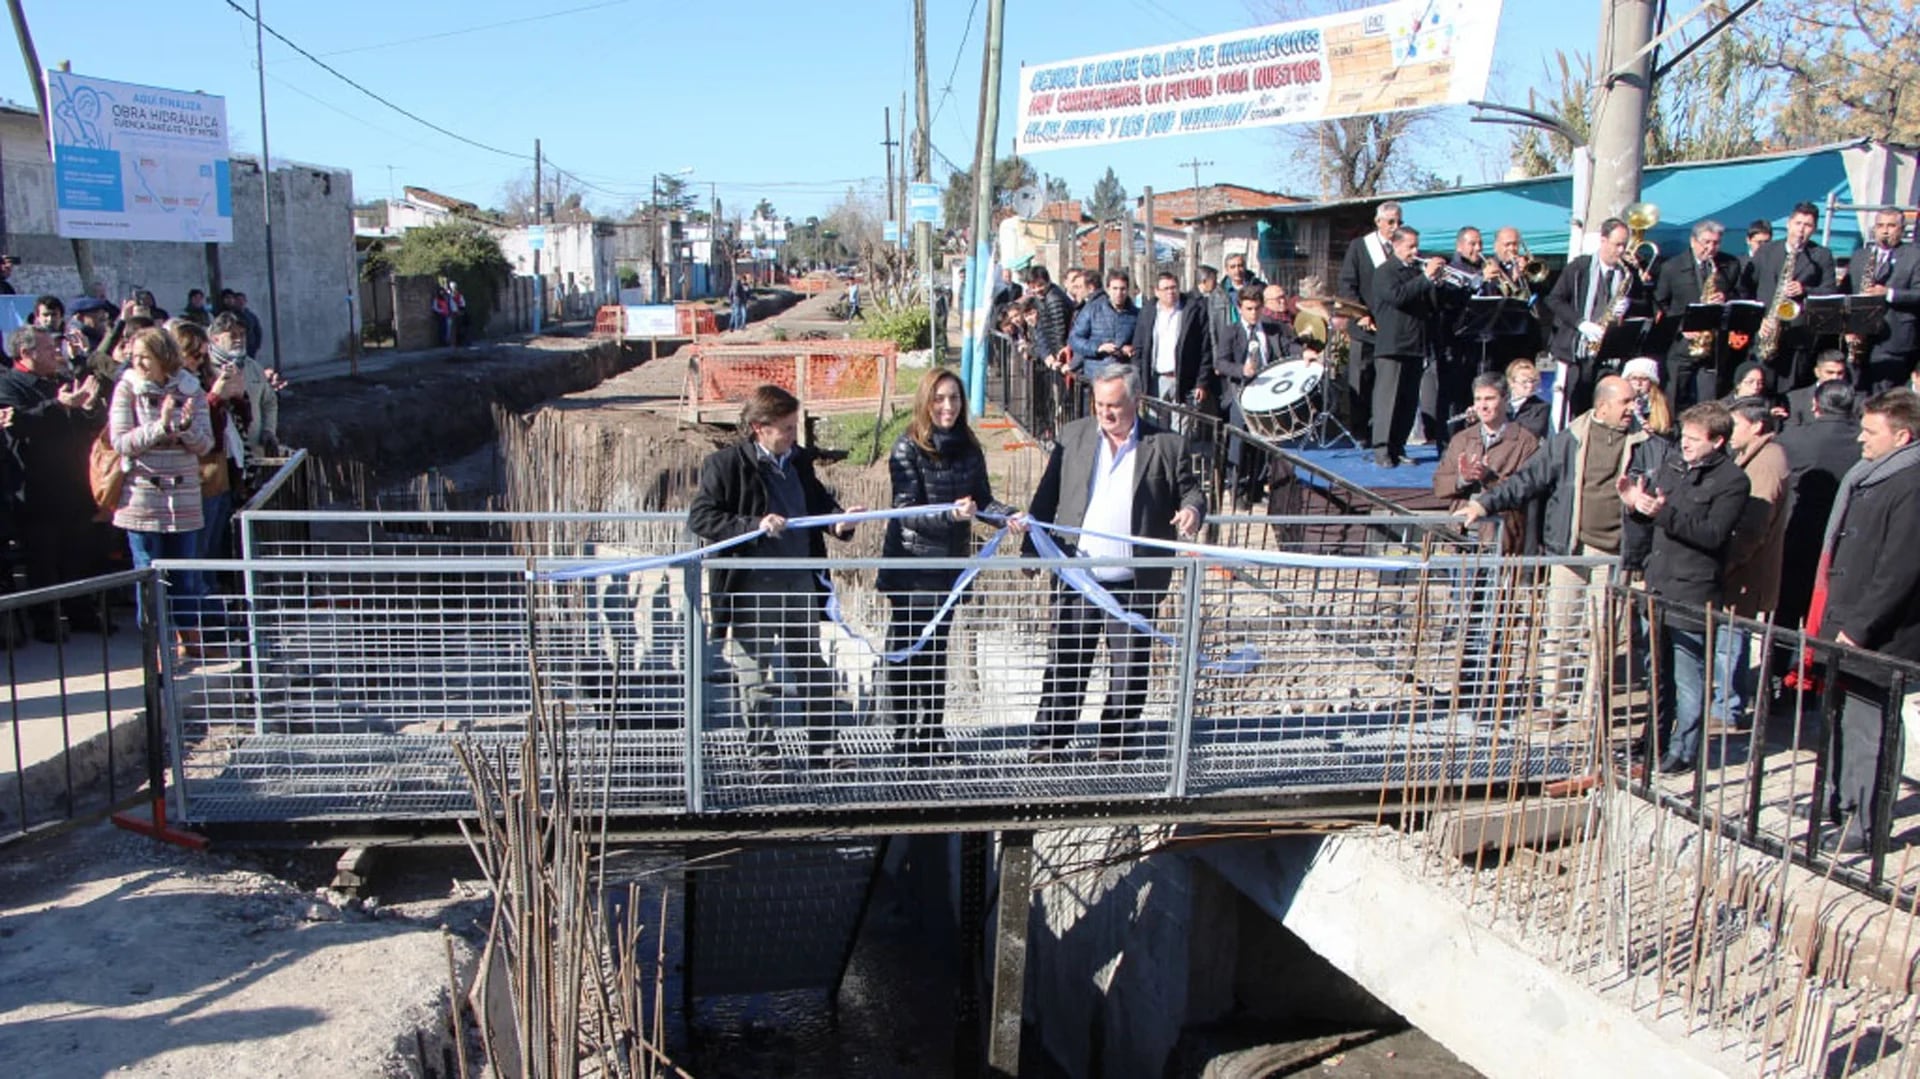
[[1727, 359, 1791, 423], [109, 326, 214, 656], [878, 369, 1021, 762]]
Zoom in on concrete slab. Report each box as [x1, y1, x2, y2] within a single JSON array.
[[1203, 833, 1755, 1079]]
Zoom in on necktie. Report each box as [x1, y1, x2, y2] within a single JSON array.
[[1590, 268, 1613, 321]]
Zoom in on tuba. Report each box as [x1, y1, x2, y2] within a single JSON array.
[[1624, 202, 1661, 267]]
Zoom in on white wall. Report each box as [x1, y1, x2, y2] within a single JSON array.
[[2, 111, 356, 372]]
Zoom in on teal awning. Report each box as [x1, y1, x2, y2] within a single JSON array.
[[1394, 147, 1861, 258]]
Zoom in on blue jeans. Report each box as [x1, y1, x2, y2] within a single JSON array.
[[198, 490, 233, 560], [1710, 626, 1753, 725], [128, 529, 205, 629], [729, 301, 748, 330], [1656, 621, 1709, 765]]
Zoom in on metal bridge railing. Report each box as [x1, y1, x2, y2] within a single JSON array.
[[148, 511, 1607, 827], [1603, 586, 1920, 899], [1, 570, 162, 845]]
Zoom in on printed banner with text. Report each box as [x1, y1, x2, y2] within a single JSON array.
[[47, 70, 233, 243], [1017, 0, 1501, 153]]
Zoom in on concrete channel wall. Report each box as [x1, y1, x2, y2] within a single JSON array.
[[1026, 828, 1753, 1078]]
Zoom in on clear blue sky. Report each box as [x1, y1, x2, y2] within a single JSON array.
[[3, 1, 1599, 221]]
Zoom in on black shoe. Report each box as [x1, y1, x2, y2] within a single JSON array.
[[1657, 755, 1696, 775]]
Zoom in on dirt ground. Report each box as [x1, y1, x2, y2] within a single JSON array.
[[0, 823, 486, 1078]]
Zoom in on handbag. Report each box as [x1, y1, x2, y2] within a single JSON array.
[[88, 427, 125, 520]]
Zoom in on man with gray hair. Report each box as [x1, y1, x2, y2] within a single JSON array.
[[1022, 363, 1206, 762], [1339, 200, 1404, 447], [1654, 218, 1739, 408], [1850, 206, 1918, 393]]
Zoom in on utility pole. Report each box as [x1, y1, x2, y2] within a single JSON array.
[[1177, 157, 1211, 288], [650, 174, 661, 304], [898, 91, 908, 249], [532, 138, 543, 333], [882, 106, 898, 221], [1141, 186, 1155, 287], [961, 0, 1006, 417], [1582, 0, 1656, 241], [912, 0, 938, 362], [253, 0, 285, 369], [7, 2, 92, 288]]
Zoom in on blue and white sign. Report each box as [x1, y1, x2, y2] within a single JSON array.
[[883, 221, 899, 243], [47, 70, 232, 243], [527, 225, 546, 250], [908, 182, 941, 225]]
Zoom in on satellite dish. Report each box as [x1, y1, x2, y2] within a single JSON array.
[[1009, 185, 1043, 219]]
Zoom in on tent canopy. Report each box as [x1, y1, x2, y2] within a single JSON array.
[[1392, 147, 1862, 258]]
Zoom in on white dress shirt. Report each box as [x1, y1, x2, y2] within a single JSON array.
[[1079, 423, 1139, 582]]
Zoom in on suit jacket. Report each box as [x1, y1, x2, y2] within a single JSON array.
[[1652, 248, 1741, 360], [1131, 294, 1217, 403], [1545, 254, 1650, 363], [1851, 241, 1920, 356], [1372, 258, 1438, 358], [1213, 320, 1287, 406], [1338, 232, 1393, 343], [1738, 238, 1838, 309], [1025, 414, 1207, 595]]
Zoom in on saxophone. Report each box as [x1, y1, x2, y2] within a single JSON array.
[[1686, 262, 1722, 358], [1576, 261, 1633, 362], [1753, 242, 1800, 364]]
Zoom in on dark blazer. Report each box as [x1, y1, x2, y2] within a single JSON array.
[[1509, 395, 1551, 441], [1371, 258, 1438, 358], [1821, 453, 1920, 662], [1775, 413, 1862, 629], [1851, 241, 1920, 357], [1739, 239, 1838, 308], [1025, 414, 1207, 595], [1131, 295, 1218, 403], [1338, 232, 1391, 344], [1653, 248, 1741, 359], [687, 439, 846, 626], [1213, 320, 1287, 406], [1545, 254, 1650, 363]]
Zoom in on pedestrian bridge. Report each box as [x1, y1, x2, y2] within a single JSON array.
[[147, 503, 1608, 840]]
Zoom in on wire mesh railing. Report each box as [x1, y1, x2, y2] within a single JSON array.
[[152, 511, 1597, 826]]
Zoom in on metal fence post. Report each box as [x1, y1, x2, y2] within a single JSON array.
[[682, 561, 706, 815], [1167, 564, 1205, 799], [147, 571, 190, 821], [1871, 671, 1906, 887], [239, 514, 268, 735]]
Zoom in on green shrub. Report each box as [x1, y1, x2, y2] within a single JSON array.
[[824, 406, 914, 467], [391, 222, 512, 332], [617, 266, 640, 289], [854, 301, 931, 351]]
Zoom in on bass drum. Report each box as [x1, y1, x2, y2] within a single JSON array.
[[1239, 360, 1322, 443]]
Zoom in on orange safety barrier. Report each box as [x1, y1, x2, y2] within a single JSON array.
[[685, 340, 898, 422], [674, 303, 720, 338], [592, 305, 625, 338]]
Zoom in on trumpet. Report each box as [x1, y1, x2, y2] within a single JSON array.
[[1432, 257, 1486, 292]]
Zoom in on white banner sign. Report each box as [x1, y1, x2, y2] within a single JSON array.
[[47, 70, 233, 242], [1017, 0, 1501, 153], [623, 305, 679, 337]]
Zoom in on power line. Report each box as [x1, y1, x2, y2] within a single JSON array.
[[219, 0, 531, 161], [928, 0, 982, 129], [321, 0, 634, 56]]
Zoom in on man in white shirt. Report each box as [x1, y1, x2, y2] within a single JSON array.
[[1022, 364, 1206, 762], [1130, 272, 1216, 408]]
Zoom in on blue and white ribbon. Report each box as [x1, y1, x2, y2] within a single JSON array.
[[539, 503, 962, 582]]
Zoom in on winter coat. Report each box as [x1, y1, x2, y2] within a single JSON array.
[[109, 369, 214, 534], [1067, 295, 1139, 371], [1030, 282, 1073, 360], [0, 365, 100, 515], [877, 431, 1015, 594], [1631, 447, 1750, 608], [1775, 414, 1862, 629], [1476, 413, 1667, 557], [686, 438, 846, 628], [1820, 448, 1920, 662], [1433, 422, 1542, 554], [1721, 434, 1791, 618]]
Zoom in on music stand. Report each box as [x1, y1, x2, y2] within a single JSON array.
[[1461, 294, 1511, 372], [1595, 318, 1651, 371], [1301, 356, 1359, 448], [1805, 294, 1888, 340]]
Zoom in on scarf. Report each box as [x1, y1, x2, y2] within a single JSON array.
[[1798, 440, 1920, 663]]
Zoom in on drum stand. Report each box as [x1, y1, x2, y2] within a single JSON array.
[[1300, 360, 1360, 448]]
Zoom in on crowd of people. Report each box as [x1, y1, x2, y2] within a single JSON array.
[[1, 287, 286, 652]]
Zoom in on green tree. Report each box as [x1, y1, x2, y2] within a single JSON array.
[[1087, 167, 1128, 273], [1044, 176, 1071, 203], [390, 222, 512, 333], [940, 155, 1041, 231]]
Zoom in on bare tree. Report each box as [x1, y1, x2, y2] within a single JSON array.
[[1737, 0, 1920, 146], [497, 169, 595, 225]]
